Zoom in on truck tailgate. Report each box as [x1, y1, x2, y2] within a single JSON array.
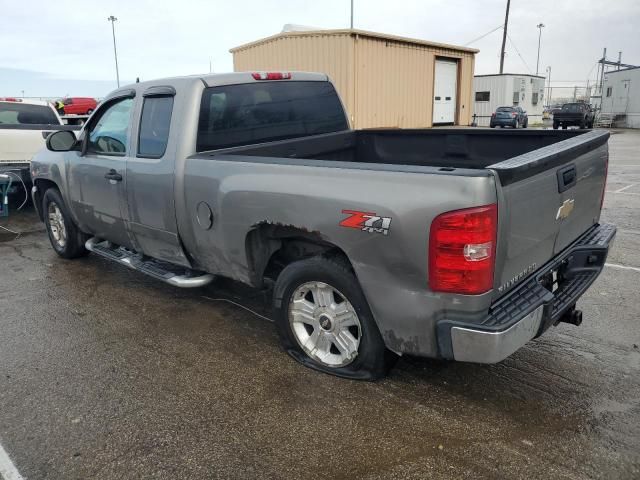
[[489, 130, 609, 297]]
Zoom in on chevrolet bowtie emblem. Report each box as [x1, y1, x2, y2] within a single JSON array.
[[556, 199, 575, 220]]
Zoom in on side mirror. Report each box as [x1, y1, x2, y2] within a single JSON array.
[[46, 130, 77, 152]]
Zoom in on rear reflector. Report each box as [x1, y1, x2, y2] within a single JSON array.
[[251, 72, 292, 80], [429, 204, 497, 295]]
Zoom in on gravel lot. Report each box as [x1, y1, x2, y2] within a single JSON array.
[[0, 129, 639, 480]]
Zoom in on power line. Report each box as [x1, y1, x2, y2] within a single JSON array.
[[507, 33, 533, 74], [464, 24, 503, 47]]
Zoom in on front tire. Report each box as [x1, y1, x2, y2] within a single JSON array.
[[42, 188, 88, 259], [273, 256, 391, 380]]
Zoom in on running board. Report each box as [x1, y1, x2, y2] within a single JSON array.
[[85, 237, 214, 288]]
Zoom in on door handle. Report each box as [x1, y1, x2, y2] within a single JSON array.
[[104, 169, 123, 182]]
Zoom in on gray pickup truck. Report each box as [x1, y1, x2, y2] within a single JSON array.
[[31, 72, 615, 379]]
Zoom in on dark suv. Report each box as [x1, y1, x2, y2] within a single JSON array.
[[490, 106, 528, 128], [553, 103, 594, 129]]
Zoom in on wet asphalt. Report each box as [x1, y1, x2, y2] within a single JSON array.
[[0, 130, 639, 480]]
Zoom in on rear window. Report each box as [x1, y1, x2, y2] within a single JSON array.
[[562, 104, 583, 112], [496, 107, 515, 112], [196, 81, 348, 152], [0, 102, 59, 125]]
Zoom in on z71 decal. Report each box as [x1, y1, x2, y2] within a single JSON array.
[[340, 210, 392, 236]]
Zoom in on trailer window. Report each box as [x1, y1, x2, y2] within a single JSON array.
[[196, 81, 348, 152], [475, 91, 490, 102], [138, 96, 174, 158]]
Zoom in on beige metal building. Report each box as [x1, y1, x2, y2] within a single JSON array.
[[230, 29, 478, 129]]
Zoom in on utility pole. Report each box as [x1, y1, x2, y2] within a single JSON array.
[[499, 0, 511, 74], [107, 16, 120, 88], [536, 23, 545, 75], [350, 0, 354, 29], [546, 66, 552, 105]]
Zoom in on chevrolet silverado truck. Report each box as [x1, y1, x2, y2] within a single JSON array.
[[553, 102, 595, 129], [30, 72, 615, 380]]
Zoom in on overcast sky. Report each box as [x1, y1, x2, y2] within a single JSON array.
[[1, 0, 639, 98]]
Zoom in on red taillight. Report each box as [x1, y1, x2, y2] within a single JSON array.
[[0, 97, 21, 102], [511, 112, 517, 118], [251, 72, 292, 80], [491, 113, 496, 117], [429, 204, 497, 295]]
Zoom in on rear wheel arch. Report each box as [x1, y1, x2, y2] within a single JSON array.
[[245, 224, 356, 292]]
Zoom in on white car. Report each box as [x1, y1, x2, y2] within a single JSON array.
[[0, 97, 75, 186]]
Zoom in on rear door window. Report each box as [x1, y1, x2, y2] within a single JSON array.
[[137, 96, 174, 157], [196, 81, 348, 151]]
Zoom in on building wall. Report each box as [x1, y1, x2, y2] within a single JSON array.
[[602, 68, 640, 128], [232, 32, 475, 129], [232, 33, 356, 125], [473, 75, 545, 126], [353, 36, 474, 128]]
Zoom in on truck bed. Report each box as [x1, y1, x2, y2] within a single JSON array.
[[201, 128, 607, 184]]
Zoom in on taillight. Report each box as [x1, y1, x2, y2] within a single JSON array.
[[251, 72, 292, 80], [491, 113, 495, 117], [511, 112, 517, 118], [0, 97, 21, 102], [429, 204, 497, 295]]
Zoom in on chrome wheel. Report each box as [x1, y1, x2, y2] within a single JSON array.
[[48, 202, 67, 248], [288, 281, 362, 368]]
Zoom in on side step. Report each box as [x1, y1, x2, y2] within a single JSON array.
[[85, 238, 214, 288]]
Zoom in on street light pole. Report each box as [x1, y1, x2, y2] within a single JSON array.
[[107, 15, 120, 87], [350, 0, 354, 29], [536, 23, 545, 75]]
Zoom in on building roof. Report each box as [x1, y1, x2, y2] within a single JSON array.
[[230, 28, 479, 54], [605, 65, 640, 75], [474, 73, 546, 79]]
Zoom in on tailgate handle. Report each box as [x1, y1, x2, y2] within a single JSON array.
[[557, 164, 577, 193]]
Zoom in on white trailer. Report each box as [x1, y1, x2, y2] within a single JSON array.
[[473, 74, 546, 127], [601, 66, 640, 128]]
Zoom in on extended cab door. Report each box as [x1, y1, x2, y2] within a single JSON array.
[[67, 91, 135, 248], [125, 86, 190, 267]]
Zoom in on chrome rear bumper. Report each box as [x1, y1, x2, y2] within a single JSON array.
[[436, 223, 616, 363]]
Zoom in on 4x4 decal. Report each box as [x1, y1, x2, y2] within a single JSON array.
[[340, 210, 392, 236]]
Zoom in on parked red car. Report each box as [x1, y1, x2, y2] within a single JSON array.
[[59, 97, 97, 115]]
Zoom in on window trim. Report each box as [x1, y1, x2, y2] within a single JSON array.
[[136, 94, 174, 159], [83, 94, 135, 157]]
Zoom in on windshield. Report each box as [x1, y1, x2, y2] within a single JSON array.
[[197, 81, 348, 152], [0, 102, 59, 125]]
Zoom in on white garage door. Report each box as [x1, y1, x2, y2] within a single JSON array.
[[433, 59, 458, 124]]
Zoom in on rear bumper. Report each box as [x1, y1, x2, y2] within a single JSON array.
[[436, 223, 616, 363], [0, 163, 31, 184], [490, 118, 517, 127]]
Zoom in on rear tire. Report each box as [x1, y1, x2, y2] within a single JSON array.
[[553, 122, 559, 129], [562, 125, 568, 129], [273, 255, 392, 380], [42, 188, 88, 259], [523, 119, 528, 128]]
